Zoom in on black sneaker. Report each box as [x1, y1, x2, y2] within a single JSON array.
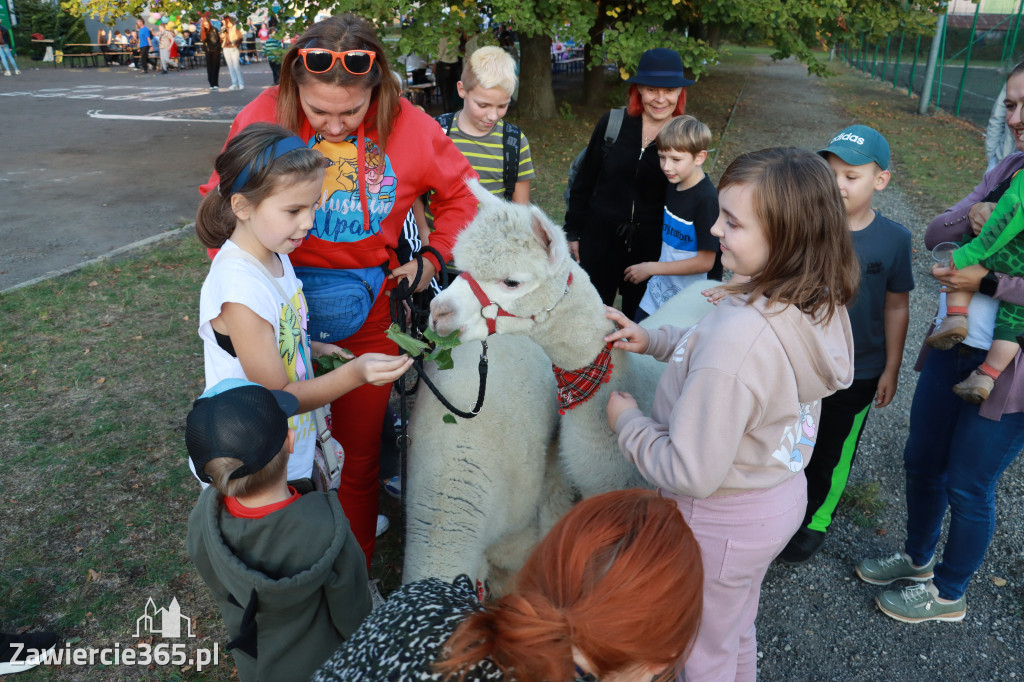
[[778, 527, 826, 565], [0, 630, 59, 674]]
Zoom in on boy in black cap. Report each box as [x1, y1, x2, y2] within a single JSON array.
[[185, 379, 371, 682]]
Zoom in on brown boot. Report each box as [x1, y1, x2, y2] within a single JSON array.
[[953, 369, 995, 404], [925, 315, 968, 350]]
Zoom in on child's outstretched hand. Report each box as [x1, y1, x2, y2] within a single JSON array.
[[604, 306, 650, 354], [349, 353, 414, 386], [312, 341, 354, 360], [623, 262, 655, 284], [701, 285, 730, 306], [606, 390, 638, 431]]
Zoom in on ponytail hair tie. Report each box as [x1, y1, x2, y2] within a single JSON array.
[[229, 135, 308, 195]]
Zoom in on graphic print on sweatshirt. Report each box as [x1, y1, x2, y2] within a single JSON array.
[[771, 401, 818, 472], [671, 325, 699, 364], [308, 135, 398, 241]]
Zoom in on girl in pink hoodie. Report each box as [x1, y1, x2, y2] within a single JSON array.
[[605, 147, 859, 681]]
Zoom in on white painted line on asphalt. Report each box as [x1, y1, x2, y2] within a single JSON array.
[[1, 224, 194, 295], [86, 110, 234, 123]]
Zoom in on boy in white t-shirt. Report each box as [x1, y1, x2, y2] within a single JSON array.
[[628, 115, 720, 322]]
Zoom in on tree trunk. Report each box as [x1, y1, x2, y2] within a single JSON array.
[[583, 11, 606, 107], [518, 32, 556, 119]]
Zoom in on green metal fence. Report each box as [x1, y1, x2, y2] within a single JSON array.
[[839, 2, 1024, 129]]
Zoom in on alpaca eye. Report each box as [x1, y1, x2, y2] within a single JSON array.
[[501, 279, 521, 289]]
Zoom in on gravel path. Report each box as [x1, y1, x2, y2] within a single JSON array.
[[715, 56, 1024, 681]]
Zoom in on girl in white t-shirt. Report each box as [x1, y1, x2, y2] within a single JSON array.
[[195, 123, 412, 482]]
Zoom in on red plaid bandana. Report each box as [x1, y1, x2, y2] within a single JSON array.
[[552, 342, 615, 415]]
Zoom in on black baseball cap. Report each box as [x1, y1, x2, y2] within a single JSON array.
[[186, 379, 299, 484]]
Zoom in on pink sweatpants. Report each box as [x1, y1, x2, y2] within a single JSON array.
[[668, 473, 806, 682]]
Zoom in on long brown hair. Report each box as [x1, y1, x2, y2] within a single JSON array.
[[437, 489, 703, 681], [718, 147, 859, 323], [276, 14, 402, 151], [195, 123, 325, 249]]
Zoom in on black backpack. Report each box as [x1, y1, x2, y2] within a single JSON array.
[[563, 107, 625, 211], [436, 112, 522, 201]]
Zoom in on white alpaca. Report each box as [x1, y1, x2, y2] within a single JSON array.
[[430, 180, 716, 499], [402, 334, 572, 592]]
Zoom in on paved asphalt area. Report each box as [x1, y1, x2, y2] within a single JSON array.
[[0, 60, 275, 291]]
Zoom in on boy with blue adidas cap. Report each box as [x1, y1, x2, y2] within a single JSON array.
[[185, 379, 371, 682], [779, 125, 915, 564]]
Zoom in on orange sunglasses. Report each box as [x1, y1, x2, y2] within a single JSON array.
[[297, 48, 376, 75]]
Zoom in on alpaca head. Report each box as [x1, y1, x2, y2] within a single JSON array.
[[431, 180, 572, 341]]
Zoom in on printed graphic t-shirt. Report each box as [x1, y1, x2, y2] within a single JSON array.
[[197, 240, 316, 481], [639, 174, 720, 315]]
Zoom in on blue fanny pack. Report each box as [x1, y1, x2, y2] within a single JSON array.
[[294, 264, 388, 343]]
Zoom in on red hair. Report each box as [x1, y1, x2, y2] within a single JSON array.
[[626, 84, 687, 117], [437, 489, 703, 681]]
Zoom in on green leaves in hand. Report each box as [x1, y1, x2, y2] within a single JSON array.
[[386, 324, 461, 371]]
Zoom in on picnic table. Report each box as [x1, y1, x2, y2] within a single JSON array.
[[58, 44, 130, 68]]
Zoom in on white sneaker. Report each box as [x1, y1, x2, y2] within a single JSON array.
[[376, 514, 390, 537], [2, 71, 10, 76], [14, 70, 20, 75]]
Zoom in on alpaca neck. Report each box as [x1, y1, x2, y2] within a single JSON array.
[[531, 262, 614, 370]]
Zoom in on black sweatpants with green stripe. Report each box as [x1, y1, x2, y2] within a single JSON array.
[[803, 377, 880, 532]]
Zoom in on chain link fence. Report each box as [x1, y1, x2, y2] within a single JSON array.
[[838, 4, 1024, 130]]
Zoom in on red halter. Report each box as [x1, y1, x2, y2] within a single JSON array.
[[458, 271, 573, 337]]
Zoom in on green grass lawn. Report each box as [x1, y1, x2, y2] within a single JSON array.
[[0, 47, 988, 680]]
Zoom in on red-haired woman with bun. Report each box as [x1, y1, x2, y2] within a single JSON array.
[[312, 489, 703, 681]]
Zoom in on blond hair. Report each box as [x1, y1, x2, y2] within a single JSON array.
[[203, 447, 290, 498], [656, 115, 711, 156], [461, 46, 517, 95]]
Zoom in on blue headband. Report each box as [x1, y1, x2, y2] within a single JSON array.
[[229, 135, 308, 195]]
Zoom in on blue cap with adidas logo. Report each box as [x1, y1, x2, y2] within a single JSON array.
[[819, 125, 890, 170]]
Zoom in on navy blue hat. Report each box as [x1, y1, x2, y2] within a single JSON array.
[[186, 379, 299, 484], [626, 48, 695, 88]]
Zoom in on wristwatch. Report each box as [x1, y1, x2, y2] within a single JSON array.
[[979, 271, 999, 297]]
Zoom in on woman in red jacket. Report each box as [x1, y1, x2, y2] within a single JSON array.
[[201, 13, 478, 567]]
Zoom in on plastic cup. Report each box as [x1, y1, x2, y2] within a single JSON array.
[[931, 241, 959, 264]]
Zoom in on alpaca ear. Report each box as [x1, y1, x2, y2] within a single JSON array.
[[530, 210, 568, 268], [465, 177, 501, 209]]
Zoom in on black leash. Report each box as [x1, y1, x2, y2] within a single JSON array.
[[388, 248, 489, 533]]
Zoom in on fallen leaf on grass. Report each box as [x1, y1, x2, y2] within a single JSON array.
[[87, 569, 101, 582], [89, 281, 98, 287], [993, 576, 1007, 587], [95, 377, 106, 385]]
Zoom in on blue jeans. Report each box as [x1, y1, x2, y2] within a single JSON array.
[[0, 45, 16, 72], [223, 47, 243, 88], [903, 345, 1024, 600]]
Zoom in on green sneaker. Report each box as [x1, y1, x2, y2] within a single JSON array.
[[855, 551, 935, 585], [876, 582, 966, 623]]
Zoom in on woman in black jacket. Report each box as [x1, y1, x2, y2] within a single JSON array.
[[565, 48, 694, 319], [200, 14, 221, 90]]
